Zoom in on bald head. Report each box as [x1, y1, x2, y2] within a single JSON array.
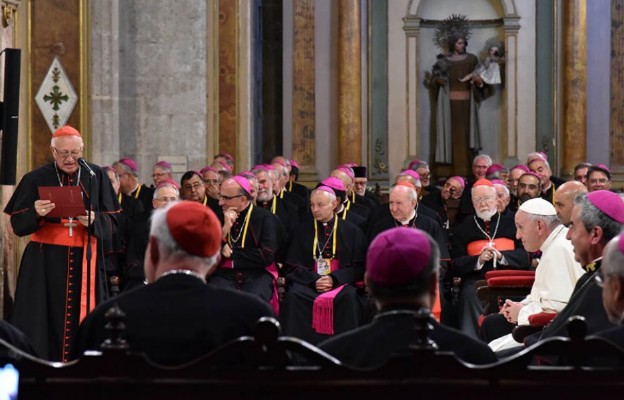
[[554, 180, 588, 226]]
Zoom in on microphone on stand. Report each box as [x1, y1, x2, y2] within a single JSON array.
[[78, 157, 96, 176]]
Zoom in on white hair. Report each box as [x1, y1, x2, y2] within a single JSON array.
[[149, 202, 219, 267]]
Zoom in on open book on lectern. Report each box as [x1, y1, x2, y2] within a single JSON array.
[[37, 186, 86, 218]]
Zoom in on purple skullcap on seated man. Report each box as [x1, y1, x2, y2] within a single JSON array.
[[527, 152, 548, 164], [449, 176, 466, 190], [335, 166, 355, 180], [200, 166, 219, 175], [586, 190, 624, 224], [590, 164, 612, 180], [399, 169, 420, 181], [407, 159, 427, 170], [491, 179, 505, 186], [317, 177, 346, 201], [290, 160, 300, 169], [315, 185, 336, 197], [158, 178, 180, 190], [167, 201, 222, 257], [367, 227, 432, 287], [487, 163, 504, 175], [154, 160, 172, 169], [231, 175, 252, 197], [53, 125, 81, 137], [511, 164, 530, 173], [119, 157, 138, 173]]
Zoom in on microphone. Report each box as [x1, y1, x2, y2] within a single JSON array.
[[78, 157, 96, 177]]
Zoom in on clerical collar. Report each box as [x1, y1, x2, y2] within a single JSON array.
[[129, 182, 140, 197], [336, 204, 345, 214], [159, 269, 206, 283], [584, 257, 603, 273], [54, 162, 81, 187], [399, 209, 417, 225]]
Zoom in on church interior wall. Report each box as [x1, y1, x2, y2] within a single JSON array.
[[586, 0, 611, 166]]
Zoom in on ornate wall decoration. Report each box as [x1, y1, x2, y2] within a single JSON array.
[[35, 57, 78, 133]]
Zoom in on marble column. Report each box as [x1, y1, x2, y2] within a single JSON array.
[[337, 0, 361, 164], [610, 0, 624, 178], [291, 0, 316, 181], [561, 0, 587, 178]]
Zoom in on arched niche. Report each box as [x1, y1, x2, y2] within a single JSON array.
[[403, 0, 522, 176]]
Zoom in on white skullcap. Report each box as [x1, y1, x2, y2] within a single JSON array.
[[518, 198, 556, 216]]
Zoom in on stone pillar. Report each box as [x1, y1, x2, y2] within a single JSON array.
[[561, 0, 587, 178], [610, 0, 624, 183], [337, 0, 361, 164], [291, 0, 317, 181]]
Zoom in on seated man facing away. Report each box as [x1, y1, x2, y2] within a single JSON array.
[[72, 201, 274, 365], [592, 232, 624, 347], [319, 227, 496, 368]]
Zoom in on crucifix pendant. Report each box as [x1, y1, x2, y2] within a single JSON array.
[[64, 217, 77, 237]]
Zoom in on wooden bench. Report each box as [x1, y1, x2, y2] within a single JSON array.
[[3, 308, 624, 400]]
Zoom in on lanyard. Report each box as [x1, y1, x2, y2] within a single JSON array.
[[340, 201, 351, 220], [228, 204, 253, 248], [313, 218, 338, 260], [134, 184, 142, 199]]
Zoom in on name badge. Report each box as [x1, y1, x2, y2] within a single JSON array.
[[316, 258, 330, 275]]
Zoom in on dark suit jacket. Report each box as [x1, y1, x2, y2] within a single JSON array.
[[73, 274, 275, 365], [319, 309, 497, 367]]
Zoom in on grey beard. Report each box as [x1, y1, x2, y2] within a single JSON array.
[[476, 209, 497, 221]]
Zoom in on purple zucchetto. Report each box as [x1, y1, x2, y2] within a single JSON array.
[[231, 175, 252, 196], [449, 176, 465, 189], [154, 160, 172, 169], [335, 166, 355, 180], [320, 176, 346, 192], [399, 170, 420, 181], [366, 228, 432, 286], [119, 157, 138, 173], [315, 185, 336, 197], [586, 190, 624, 224], [511, 164, 530, 173]]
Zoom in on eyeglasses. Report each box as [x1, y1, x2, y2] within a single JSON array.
[[472, 196, 495, 204], [220, 194, 244, 201], [152, 172, 168, 179], [155, 197, 178, 203], [52, 147, 82, 159], [204, 179, 219, 185]]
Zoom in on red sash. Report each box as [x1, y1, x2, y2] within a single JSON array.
[[31, 220, 97, 323], [466, 238, 515, 257]]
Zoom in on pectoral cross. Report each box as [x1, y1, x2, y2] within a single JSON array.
[[64, 217, 77, 237]]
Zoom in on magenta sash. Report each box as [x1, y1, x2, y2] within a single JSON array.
[[265, 263, 280, 315], [312, 259, 344, 335]]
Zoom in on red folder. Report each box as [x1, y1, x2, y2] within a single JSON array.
[[38, 186, 86, 218]]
